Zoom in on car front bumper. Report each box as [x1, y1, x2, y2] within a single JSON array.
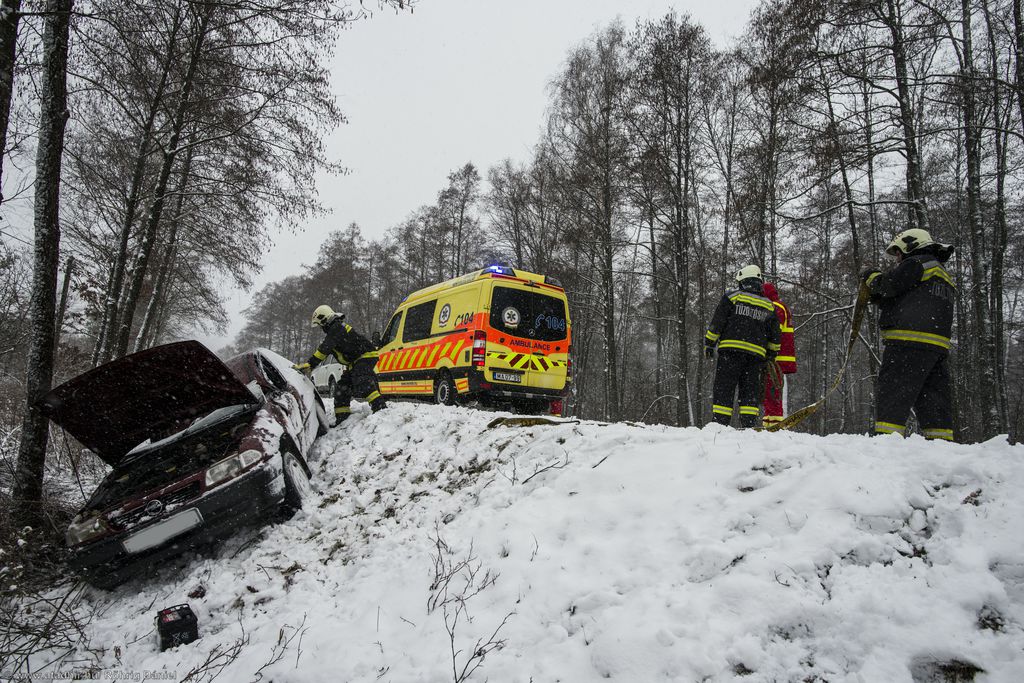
[[69, 463, 284, 589]]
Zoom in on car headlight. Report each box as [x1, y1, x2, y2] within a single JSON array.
[[66, 513, 110, 547], [205, 449, 263, 488]]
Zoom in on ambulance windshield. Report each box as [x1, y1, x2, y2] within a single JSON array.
[[490, 287, 568, 342]]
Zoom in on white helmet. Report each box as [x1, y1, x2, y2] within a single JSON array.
[[885, 228, 951, 257], [311, 304, 336, 328], [886, 229, 930, 255], [735, 265, 762, 282]]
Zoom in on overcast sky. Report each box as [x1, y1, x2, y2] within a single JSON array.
[[205, 0, 759, 350]]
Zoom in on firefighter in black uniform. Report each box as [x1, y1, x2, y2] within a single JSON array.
[[861, 229, 955, 440], [704, 265, 782, 428], [293, 305, 387, 423]]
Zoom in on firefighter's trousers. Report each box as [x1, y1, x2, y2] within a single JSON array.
[[712, 350, 765, 428], [333, 355, 387, 423], [875, 344, 953, 440], [763, 372, 786, 428]]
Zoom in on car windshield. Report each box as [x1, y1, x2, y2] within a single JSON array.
[[489, 287, 569, 342], [126, 404, 254, 458]]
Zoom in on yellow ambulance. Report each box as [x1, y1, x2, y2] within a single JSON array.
[[373, 265, 572, 415]]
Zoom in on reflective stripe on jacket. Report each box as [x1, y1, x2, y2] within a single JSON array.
[[772, 300, 797, 373], [308, 317, 376, 368], [867, 253, 955, 353], [705, 288, 781, 359], [762, 282, 797, 374]]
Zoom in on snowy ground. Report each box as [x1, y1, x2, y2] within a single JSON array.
[[19, 402, 1024, 682]]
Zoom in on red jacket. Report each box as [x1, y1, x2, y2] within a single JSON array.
[[763, 283, 797, 374]]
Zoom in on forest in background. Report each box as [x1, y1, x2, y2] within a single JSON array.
[[1, 0, 1023, 500], [229, 0, 1024, 442]]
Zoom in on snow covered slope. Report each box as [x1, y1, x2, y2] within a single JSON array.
[[34, 403, 1024, 681]]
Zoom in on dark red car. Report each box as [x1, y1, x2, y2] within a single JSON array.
[[39, 341, 329, 589]]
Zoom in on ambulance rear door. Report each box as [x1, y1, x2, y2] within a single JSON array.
[[487, 284, 570, 390]]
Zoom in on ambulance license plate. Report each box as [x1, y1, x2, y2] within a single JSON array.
[[493, 371, 521, 383]]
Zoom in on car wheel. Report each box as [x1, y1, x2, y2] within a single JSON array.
[[281, 451, 314, 516], [434, 370, 456, 406]]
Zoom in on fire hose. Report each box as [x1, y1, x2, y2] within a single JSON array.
[[764, 281, 871, 432]]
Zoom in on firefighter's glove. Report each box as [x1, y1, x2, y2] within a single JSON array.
[[704, 345, 715, 360], [860, 268, 881, 285], [292, 362, 311, 376]]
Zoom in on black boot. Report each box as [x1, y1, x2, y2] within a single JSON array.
[[371, 397, 388, 413]]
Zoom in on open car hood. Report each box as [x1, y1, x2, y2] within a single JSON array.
[[39, 341, 258, 466]]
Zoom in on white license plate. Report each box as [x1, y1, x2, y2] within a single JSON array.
[[493, 372, 522, 383], [122, 508, 202, 554]]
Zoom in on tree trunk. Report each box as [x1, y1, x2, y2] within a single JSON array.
[[113, 4, 211, 358], [134, 212, 180, 351], [100, 6, 183, 362], [55, 255, 73, 342], [860, 55, 879, 256], [649, 212, 663, 420], [960, 0, 999, 437], [134, 141, 193, 352], [0, 0, 21, 206], [138, 256, 175, 350], [721, 85, 737, 291], [982, 0, 1010, 433], [676, 66, 693, 428], [1013, 0, 1024, 137], [602, 209, 620, 422], [767, 105, 779, 276], [819, 59, 861, 270], [456, 207, 464, 275], [883, 0, 930, 231], [12, 0, 72, 527]]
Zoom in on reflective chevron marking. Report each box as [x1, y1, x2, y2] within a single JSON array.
[[486, 351, 566, 371], [379, 336, 567, 380]]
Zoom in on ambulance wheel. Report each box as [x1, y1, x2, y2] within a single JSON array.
[[281, 451, 314, 516], [434, 371, 456, 406]]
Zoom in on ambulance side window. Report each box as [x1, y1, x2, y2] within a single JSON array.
[[403, 301, 436, 342], [381, 312, 402, 347]]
